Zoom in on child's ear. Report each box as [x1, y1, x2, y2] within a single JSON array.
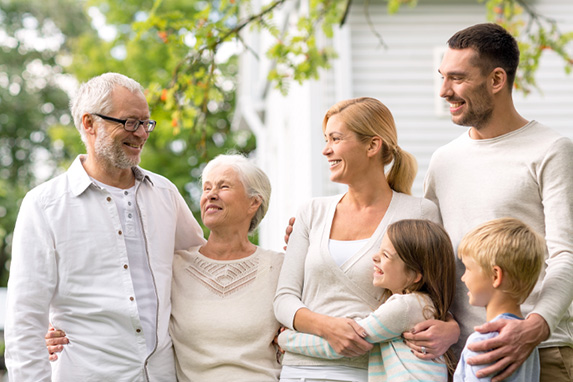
[[413, 272, 422, 284], [492, 265, 503, 288]]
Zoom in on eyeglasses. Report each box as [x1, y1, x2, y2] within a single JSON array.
[[92, 113, 156, 133]]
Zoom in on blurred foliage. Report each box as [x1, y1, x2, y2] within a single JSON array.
[[0, 0, 90, 286], [482, 0, 573, 94], [0, 0, 572, 288]]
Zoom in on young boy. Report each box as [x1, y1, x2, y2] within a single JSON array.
[[454, 217, 545, 382]]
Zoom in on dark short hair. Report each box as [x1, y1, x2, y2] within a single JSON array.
[[448, 23, 520, 88]]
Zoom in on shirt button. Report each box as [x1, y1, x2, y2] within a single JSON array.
[[136, 329, 141, 333], [124, 191, 128, 196], [128, 201, 132, 206], [118, 230, 123, 235], [106, 197, 112, 202], [128, 213, 132, 219], [130, 296, 135, 301], [123, 264, 128, 269]]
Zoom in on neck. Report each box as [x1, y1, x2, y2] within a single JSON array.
[[469, 97, 529, 140], [201, 228, 256, 261], [485, 292, 522, 321], [82, 154, 135, 189], [345, 169, 393, 209]]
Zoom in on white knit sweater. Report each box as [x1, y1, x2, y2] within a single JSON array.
[[425, 120, 573, 354], [170, 246, 284, 381]]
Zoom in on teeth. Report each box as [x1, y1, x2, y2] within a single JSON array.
[[329, 160, 341, 167], [449, 102, 462, 108], [125, 143, 140, 148]]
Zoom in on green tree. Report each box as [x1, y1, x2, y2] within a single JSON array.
[[0, 0, 90, 286]]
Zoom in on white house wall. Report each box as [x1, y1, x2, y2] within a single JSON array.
[[240, 0, 573, 251]]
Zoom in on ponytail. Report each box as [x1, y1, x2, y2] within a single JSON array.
[[386, 145, 417, 195]]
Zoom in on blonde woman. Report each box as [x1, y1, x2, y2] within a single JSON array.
[[274, 97, 459, 382]]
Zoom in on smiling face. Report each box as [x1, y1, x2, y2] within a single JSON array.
[[92, 86, 150, 169], [322, 114, 370, 185], [200, 165, 259, 232], [372, 234, 421, 294], [460, 255, 494, 307], [438, 48, 495, 130]]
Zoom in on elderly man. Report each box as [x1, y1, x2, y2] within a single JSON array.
[[409, 24, 573, 382], [5, 72, 205, 381]]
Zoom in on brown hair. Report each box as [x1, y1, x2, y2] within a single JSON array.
[[386, 219, 457, 375], [322, 97, 417, 194], [447, 23, 520, 89]]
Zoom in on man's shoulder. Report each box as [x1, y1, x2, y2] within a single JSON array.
[[24, 171, 71, 205]]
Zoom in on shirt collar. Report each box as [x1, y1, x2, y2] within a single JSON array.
[[68, 155, 153, 197]]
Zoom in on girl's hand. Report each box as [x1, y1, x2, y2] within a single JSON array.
[[402, 318, 459, 359], [45, 325, 69, 361]]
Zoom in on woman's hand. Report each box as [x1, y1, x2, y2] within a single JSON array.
[[402, 317, 460, 359], [45, 325, 69, 361], [318, 316, 373, 357], [293, 308, 372, 357], [283, 217, 295, 250]]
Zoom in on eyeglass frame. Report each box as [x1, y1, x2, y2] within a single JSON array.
[[92, 113, 156, 133]]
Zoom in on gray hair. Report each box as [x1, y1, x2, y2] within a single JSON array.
[[202, 154, 271, 233], [70, 72, 144, 143]]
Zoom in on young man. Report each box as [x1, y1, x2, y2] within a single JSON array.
[[410, 23, 573, 382], [455, 218, 545, 382], [5, 73, 205, 381]]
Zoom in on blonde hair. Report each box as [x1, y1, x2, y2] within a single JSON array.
[[322, 97, 417, 195], [458, 217, 545, 304]]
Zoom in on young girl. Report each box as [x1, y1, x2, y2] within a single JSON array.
[[278, 219, 457, 381]]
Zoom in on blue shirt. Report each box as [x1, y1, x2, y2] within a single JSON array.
[[454, 313, 540, 382]]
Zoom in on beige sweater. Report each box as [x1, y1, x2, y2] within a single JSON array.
[[170, 246, 284, 381], [273, 192, 440, 369]]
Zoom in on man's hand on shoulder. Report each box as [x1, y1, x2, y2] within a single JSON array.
[[467, 313, 549, 382]]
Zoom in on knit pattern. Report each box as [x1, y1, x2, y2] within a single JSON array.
[[185, 256, 259, 297]]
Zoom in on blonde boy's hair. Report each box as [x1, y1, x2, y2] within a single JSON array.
[[458, 217, 545, 304]]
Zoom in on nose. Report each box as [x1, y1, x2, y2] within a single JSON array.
[[322, 141, 332, 156], [132, 123, 150, 138], [439, 78, 453, 99]]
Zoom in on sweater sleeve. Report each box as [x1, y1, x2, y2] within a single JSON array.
[[355, 294, 420, 344], [277, 329, 343, 359], [273, 202, 312, 329], [529, 137, 573, 333]]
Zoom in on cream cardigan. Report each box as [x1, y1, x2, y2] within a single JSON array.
[[274, 191, 440, 369]]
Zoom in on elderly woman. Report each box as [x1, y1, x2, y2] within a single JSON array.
[[46, 154, 283, 381], [274, 97, 459, 381], [170, 154, 283, 381]]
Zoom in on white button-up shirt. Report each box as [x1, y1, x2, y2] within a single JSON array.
[[5, 155, 205, 382]]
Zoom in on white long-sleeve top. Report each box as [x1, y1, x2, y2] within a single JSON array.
[[424, 121, 573, 354], [273, 192, 440, 369], [278, 293, 448, 382], [5, 155, 205, 382]]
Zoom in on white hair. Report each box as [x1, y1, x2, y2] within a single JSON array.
[[70, 73, 144, 143], [202, 154, 271, 233]]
